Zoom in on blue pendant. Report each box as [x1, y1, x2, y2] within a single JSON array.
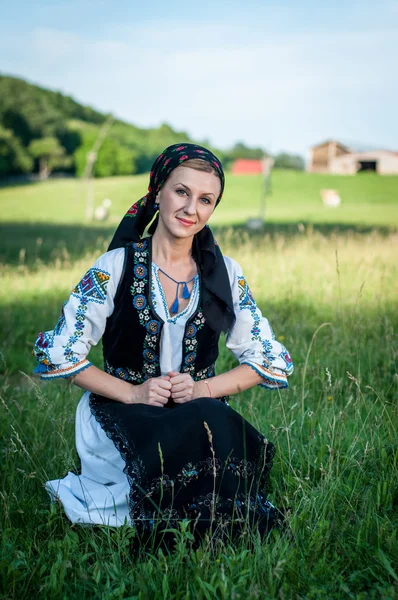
[[182, 282, 191, 299], [170, 297, 179, 314]]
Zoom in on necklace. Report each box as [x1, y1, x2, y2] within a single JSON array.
[[157, 267, 197, 315]]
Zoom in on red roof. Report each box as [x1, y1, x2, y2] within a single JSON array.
[[231, 159, 263, 174]]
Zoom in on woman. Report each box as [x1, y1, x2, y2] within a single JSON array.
[[34, 143, 293, 541]]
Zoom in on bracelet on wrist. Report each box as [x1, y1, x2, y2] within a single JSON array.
[[204, 379, 212, 398]]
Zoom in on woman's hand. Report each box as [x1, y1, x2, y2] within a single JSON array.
[[168, 371, 206, 403], [130, 376, 172, 407]]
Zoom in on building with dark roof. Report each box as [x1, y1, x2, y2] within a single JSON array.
[[308, 140, 398, 175]]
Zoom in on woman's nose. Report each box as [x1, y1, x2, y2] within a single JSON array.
[[184, 197, 197, 214]]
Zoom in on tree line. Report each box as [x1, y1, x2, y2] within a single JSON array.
[[0, 75, 304, 179]]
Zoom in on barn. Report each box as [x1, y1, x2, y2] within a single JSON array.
[[231, 159, 263, 174], [308, 140, 398, 175]]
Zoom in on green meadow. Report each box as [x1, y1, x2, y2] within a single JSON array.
[[0, 171, 397, 599]]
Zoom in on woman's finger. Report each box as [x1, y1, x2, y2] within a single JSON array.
[[156, 387, 171, 399], [173, 397, 188, 403], [156, 379, 172, 390], [151, 392, 169, 403], [167, 371, 179, 378], [170, 382, 189, 393], [168, 374, 187, 386], [171, 390, 191, 400]]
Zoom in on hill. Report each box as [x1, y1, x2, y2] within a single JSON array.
[[0, 75, 303, 180], [0, 75, 196, 178]]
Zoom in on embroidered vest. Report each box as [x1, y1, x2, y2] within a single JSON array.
[[101, 238, 222, 390]]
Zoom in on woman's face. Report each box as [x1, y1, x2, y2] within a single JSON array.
[[156, 165, 221, 240]]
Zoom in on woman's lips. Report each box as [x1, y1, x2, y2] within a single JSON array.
[[176, 217, 195, 227]]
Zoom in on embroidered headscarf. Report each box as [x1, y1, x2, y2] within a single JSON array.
[[108, 143, 235, 334]]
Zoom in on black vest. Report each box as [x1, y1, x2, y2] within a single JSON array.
[[101, 238, 223, 393]]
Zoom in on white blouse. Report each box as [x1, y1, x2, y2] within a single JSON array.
[[33, 248, 293, 389]]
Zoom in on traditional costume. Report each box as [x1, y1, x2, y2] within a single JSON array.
[[33, 144, 293, 540]]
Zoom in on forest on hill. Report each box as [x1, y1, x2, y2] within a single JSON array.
[[0, 75, 304, 179]]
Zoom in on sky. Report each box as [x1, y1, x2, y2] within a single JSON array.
[[1, 0, 397, 157]]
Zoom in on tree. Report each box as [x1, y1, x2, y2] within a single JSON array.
[[229, 142, 266, 160], [274, 153, 305, 170], [28, 136, 66, 179], [94, 138, 120, 177], [222, 141, 268, 169], [116, 145, 137, 175], [73, 129, 97, 178], [0, 127, 33, 177], [2, 75, 301, 179]]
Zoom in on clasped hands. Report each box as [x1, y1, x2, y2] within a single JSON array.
[[133, 371, 205, 408]]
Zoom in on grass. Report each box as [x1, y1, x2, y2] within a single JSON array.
[[1, 170, 397, 268], [0, 171, 397, 599]]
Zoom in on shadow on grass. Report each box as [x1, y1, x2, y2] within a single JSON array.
[[0, 179, 41, 189], [0, 222, 113, 267], [0, 220, 396, 267], [218, 221, 396, 237]]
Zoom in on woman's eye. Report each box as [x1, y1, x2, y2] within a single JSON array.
[[176, 189, 187, 195], [201, 197, 211, 204]]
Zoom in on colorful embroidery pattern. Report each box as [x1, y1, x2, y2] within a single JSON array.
[[63, 296, 89, 365], [34, 358, 91, 380], [195, 364, 215, 380], [181, 310, 205, 377], [89, 393, 278, 535], [152, 265, 199, 324], [54, 303, 66, 335], [279, 349, 294, 374], [72, 268, 110, 305], [33, 268, 110, 379], [171, 454, 260, 486], [126, 197, 147, 219], [130, 240, 162, 379], [237, 276, 264, 344], [33, 327, 91, 379], [142, 447, 273, 516], [237, 275, 293, 386], [243, 362, 288, 390], [33, 331, 53, 368], [237, 276, 256, 309], [105, 360, 145, 385]]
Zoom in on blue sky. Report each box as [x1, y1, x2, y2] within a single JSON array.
[[1, 0, 397, 156]]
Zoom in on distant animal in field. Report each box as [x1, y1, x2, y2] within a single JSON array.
[[94, 198, 112, 221], [320, 189, 341, 207]]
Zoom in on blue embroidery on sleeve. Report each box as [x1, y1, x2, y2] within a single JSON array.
[[71, 268, 110, 305]]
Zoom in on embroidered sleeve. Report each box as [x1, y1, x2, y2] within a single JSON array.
[[33, 249, 125, 380], [224, 256, 294, 390]]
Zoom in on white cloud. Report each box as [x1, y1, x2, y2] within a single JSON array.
[[1, 19, 397, 154]]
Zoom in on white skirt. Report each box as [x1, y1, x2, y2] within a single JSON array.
[[46, 392, 131, 526]]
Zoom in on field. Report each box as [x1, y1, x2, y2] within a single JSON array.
[[0, 170, 397, 599]]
